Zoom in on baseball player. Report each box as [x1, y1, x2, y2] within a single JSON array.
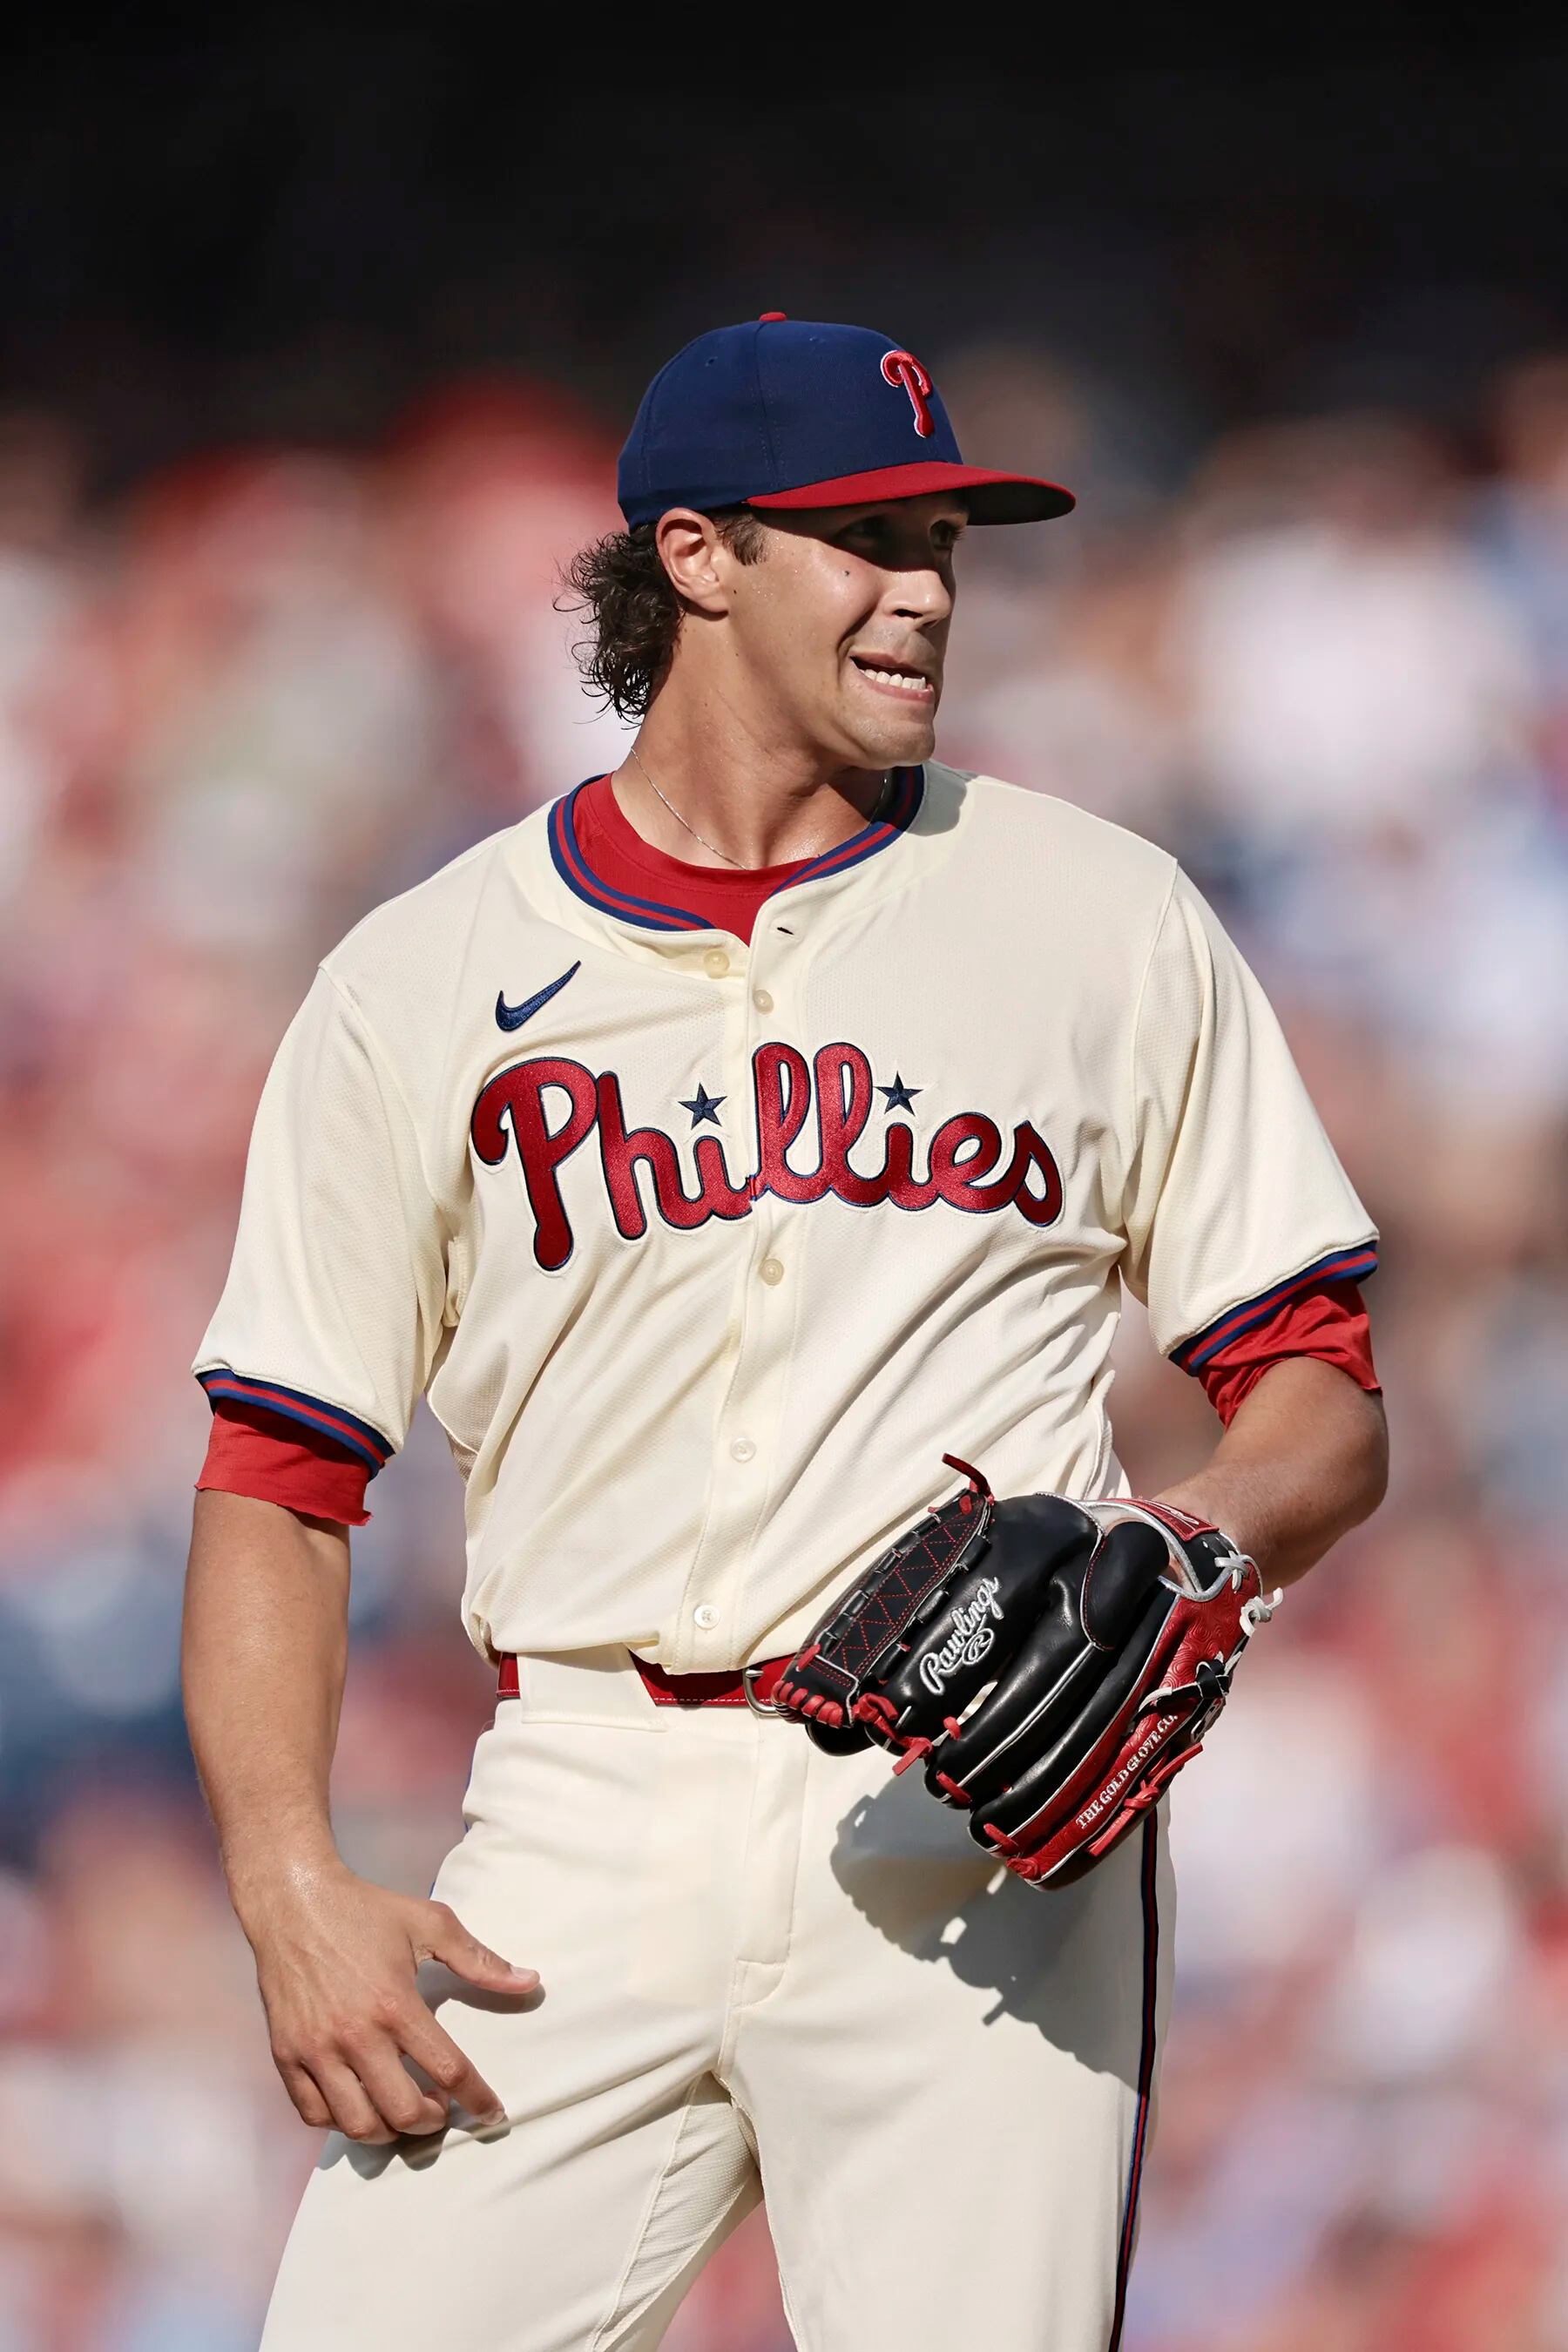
[[183, 315, 1388, 2351]]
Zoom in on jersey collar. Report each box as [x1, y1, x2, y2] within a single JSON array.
[[547, 767, 925, 931]]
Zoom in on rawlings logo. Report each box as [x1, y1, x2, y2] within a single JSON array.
[[919, 1576, 1004, 1695], [881, 348, 936, 438], [472, 1039, 1064, 1272]]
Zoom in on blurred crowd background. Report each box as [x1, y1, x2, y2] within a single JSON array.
[[2, 30, 1568, 2351]]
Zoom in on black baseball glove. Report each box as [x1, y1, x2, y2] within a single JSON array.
[[774, 1456, 1280, 1887]]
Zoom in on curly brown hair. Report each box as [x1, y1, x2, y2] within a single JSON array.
[[559, 508, 767, 720]]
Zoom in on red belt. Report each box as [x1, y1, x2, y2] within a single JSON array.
[[497, 1652, 792, 1711]]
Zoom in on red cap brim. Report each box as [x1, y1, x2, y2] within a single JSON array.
[[746, 460, 1075, 525]]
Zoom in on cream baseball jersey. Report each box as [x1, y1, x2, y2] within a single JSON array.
[[193, 762, 1377, 1675]]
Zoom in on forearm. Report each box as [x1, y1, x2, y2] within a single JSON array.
[[1154, 1357, 1389, 1587], [182, 1488, 351, 1926]]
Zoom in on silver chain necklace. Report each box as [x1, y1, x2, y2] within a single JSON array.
[[627, 743, 894, 870]]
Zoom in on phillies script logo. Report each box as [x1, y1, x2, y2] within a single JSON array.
[[471, 1039, 1064, 1272], [881, 348, 936, 438]]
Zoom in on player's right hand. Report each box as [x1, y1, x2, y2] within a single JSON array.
[[244, 1859, 539, 2143]]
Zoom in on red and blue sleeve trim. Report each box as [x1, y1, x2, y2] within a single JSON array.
[[1108, 1811, 1161, 2351], [548, 767, 923, 930], [195, 1369, 394, 1475], [1171, 1241, 1380, 1372]]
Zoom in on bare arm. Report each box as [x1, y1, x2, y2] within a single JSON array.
[[183, 1488, 351, 1896], [183, 1488, 538, 2141], [1155, 1357, 1389, 1588]]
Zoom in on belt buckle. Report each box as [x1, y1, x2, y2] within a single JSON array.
[[742, 1661, 785, 1717]]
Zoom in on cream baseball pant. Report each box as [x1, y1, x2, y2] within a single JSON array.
[[260, 1649, 1176, 2352]]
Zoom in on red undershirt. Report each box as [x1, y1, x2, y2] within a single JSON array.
[[575, 768, 814, 944], [198, 775, 1379, 1524]]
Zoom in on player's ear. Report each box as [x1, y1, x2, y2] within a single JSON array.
[[654, 509, 732, 616]]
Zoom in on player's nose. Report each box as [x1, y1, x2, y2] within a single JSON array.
[[887, 564, 954, 625]]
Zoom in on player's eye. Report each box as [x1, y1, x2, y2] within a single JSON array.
[[835, 511, 963, 559]]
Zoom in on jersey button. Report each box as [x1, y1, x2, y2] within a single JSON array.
[[693, 1603, 720, 1631], [752, 986, 774, 1014], [759, 1256, 784, 1286], [702, 948, 730, 978], [729, 1436, 756, 1463]]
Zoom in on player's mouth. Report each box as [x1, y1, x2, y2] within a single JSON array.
[[848, 653, 937, 704]]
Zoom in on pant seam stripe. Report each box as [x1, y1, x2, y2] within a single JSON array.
[[1107, 1809, 1161, 2351], [586, 2084, 708, 2352]]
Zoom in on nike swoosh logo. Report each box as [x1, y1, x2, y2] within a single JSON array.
[[495, 961, 581, 1032]]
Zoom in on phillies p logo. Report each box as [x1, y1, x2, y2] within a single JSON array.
[[881, 348, 935, 438]]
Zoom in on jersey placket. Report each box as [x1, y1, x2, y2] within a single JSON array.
[[668, 912, 804, 1673]]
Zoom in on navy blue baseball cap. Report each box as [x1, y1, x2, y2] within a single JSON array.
[[617, 314, 1075, 530]]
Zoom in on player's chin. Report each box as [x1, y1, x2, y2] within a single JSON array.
[[835, 685, 939, 770]]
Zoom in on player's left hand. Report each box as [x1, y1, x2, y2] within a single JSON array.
[[774, 1457, 1281, 1887]]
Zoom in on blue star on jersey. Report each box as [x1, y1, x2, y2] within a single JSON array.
[[878, 1073, 922, 1113], [679, 1083, 726, 1127]]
